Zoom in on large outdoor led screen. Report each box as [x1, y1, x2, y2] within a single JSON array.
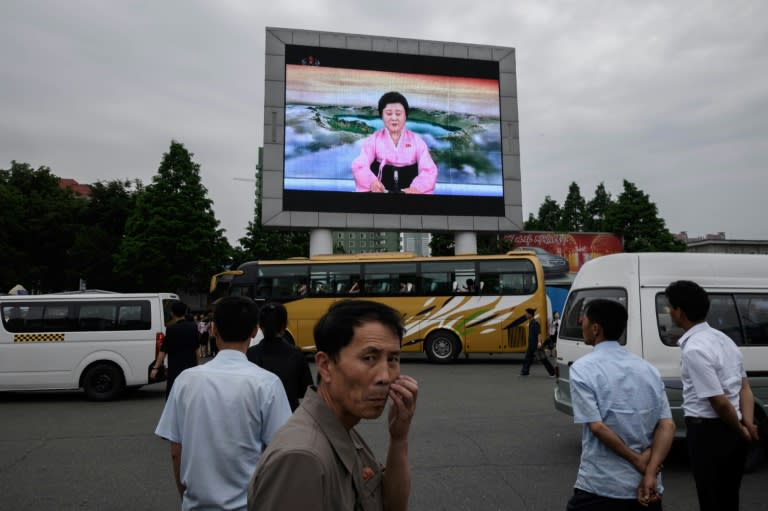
[[262, 28, 522, 232], [283, 45, 504, 216]]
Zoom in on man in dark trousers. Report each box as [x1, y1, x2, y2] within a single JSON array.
[[520, 307, 555, 376], [566, 299, 675, 510], [665, 280, 759, 511], [151, 301, 199, 398]]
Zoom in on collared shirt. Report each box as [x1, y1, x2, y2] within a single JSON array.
[[570, 341, 672, 499], [155, 350, 291, 511], [678, 322, 746, 419], [351, 128, 438, 193], [248, 388, 384, 511]]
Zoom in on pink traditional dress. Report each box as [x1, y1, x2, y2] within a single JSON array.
[[351, 128, 438, 194]]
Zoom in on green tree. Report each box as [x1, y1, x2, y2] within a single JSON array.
[[114, 141, 232, 292], [535, 196, 562, 231], [235, 161, 309, 263], [333, 241, 347, 254], [604, 180, 685, 252], [429, 234, 454, 256], [236, 223, 309, 263], [0, 161, 83, 292], [584, 182, 613, 232], [557, 182, 587, 231], [70, 179, 141, 290], [477, 233, 513, 255], [523, 212, 540, 230]]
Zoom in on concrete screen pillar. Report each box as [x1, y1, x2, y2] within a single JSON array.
[[454, 232, 477, 255], [310, 229, 333, 256]]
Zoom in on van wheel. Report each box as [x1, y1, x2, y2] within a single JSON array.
[[83, 364, 125, 401], [425, 331, 459, 363]]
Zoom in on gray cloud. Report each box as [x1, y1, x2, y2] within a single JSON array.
[[2, 0, 766, 242]]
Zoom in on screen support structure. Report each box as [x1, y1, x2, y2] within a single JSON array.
[[454, 232, 478, 255], [310, 229, 333, 256], [262, 27, 522, 234], [310, 229, 477, 256]]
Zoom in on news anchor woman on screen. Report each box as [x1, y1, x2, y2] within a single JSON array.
[[351, 91, 438, 194]]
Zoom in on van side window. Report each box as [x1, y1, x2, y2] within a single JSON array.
[[736, 294, 768, 346], [560, 288, 628, 345], [708, 295, 743, 345], [656, 292, 767, 346], [1, 301, 151, 333], [655, 294, 684, 346]]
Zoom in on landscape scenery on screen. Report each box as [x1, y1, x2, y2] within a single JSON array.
[[283, 65, 503, 197]]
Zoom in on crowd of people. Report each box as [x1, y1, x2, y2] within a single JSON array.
[[150, 278, 759, 511], [565, 280, 758, 511], [153, 298, 417, 511]]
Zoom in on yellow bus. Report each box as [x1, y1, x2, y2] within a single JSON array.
[[211, 252, 548, 363]]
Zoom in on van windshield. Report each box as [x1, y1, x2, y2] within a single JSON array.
[[560, 288, 628, 345]]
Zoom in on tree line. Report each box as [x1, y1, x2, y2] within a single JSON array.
[[1, 141, 307, 295], [430, 181, 685, 255], [2, 140, 683, 294]]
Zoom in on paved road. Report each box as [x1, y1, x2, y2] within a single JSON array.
[[1, 354, 766, 510]]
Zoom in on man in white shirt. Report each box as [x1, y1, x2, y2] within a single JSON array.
[[665, 280, 759, 511], [155, 296, 291, 511]]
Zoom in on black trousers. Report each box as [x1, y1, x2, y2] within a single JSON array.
[[521, 345, 555, 375], [566, 488, 662, 511], [369, 161, 417, 192], [685, 416, 748, 511]]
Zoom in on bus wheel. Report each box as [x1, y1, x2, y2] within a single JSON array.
[[425, 331, 459, 364], [83, 363, 125, 401]]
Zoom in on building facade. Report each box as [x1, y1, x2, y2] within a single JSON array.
[[400, 232, 432, 256], [332, 231, 400, 254], [677, 232, 768, 254]]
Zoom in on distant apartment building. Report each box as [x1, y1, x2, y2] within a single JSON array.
[[676, 232, 768, 254], [333, 231, 400, 253], [400, 232, 432, 256]]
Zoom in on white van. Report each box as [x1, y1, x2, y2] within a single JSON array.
[[0, 292, 178, 400], [553, 253, 768, 456]]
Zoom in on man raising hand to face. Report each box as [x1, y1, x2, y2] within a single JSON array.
[[248, 300, 418, 511]]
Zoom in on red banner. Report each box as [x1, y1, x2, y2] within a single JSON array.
[[505, 232, 623, 273]]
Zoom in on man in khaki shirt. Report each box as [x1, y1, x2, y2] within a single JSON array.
[[248, 300, 418, 511]]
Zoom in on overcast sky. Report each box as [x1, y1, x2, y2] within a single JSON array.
[[2, 1, 766, 243]]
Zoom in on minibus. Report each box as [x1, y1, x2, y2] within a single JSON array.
[[0, 292, 178, 400], [553, 253, 768, 464]]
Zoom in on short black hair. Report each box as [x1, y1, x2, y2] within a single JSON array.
[[525, 308, 536, 315], [259, 301, 288, 340], [665, 280, 710, 322], [213, 296, 259, 343], [584, 299, 628, 340], [378, 91, 410, 118], [170, 301, 187, 317], [314, 300, 404, 360]]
